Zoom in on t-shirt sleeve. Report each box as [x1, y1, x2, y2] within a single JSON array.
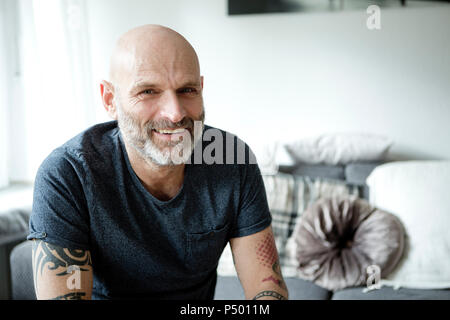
[[27, 148, 90, 250], [230, 161, 272, 238]]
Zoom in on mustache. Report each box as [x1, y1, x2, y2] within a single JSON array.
[[145, 110, 205, 133], [148, 117, 195, 131]]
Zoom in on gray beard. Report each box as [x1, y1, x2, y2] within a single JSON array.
[[116, 104, 204, 166]]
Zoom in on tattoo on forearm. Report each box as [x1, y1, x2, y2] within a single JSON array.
[[263, 275, 285, 288], [272, 260, 281, 277], [256, 233, 287, 290], [51, 292, 86, 300], [252, 290, 287, 300], [255, 233, 278, 268], [268, 259, 288, 290]]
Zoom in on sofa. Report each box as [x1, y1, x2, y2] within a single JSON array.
[[0, 208, 30, 300], [2, 161, 450, 300], [214, 161, 450, 300]]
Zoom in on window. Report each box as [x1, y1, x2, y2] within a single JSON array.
[[0, 0, 18, 188], [1, 0, 95, 186]]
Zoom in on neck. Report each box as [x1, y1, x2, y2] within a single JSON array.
[[123, 140, 185, 201]]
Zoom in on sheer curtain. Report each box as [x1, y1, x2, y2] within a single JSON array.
[[0, 16, 7, 188], [0, 0, 17, 188], [12, 0, 95, 182]]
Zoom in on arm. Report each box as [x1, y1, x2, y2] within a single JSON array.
[[230, 226, 288, 300], [31, 239, 93, 300]]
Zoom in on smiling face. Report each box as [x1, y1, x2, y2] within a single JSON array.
[[104, 25, 205, 166]]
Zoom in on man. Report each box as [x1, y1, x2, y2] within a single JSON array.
[[28, 24, 288, 300]]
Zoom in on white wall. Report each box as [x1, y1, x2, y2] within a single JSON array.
[[87, 0, 450, 162]]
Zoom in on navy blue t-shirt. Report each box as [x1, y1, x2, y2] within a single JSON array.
[[27, 121, 272, 299]]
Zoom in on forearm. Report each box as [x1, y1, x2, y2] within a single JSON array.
[[231, 227, 289, 300], [245, 260, 289, 300]]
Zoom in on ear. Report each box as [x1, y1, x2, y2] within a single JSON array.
[[100, 80, 118, 120], [200, 76, 204, 89]]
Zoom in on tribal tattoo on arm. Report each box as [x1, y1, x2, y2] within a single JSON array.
[[32, 239, 92, 300], [252, 290, 287, 300]]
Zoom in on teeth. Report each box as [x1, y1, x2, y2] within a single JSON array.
[[156, 128, 186, 134]]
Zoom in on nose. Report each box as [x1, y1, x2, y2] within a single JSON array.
[[158, 90, 187, 124]]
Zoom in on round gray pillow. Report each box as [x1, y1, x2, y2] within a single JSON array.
[[294, 196, 404, 291]]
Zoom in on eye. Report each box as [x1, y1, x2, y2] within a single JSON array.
[[178, 87, 198, 94], [141, 89, 156, 95]]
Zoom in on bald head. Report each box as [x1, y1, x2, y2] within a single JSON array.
[[109, 24, 201, 91]]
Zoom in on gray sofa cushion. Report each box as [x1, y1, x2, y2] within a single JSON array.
[[344, 162, 382, 186], [0, 208, 30, 237], [0, 208, 31, 299], [332, 286, 450, 300], [10, 240, 35, 300], [292, 164, 345, 180], [214, 276, 331, 300], [214, 276, 244, 299], [284, 277, 331, 300], [345, 162, 383, 199]]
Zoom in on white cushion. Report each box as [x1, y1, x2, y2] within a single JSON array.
[[366, 161, 450, 289], [285, 133, 392, 165]]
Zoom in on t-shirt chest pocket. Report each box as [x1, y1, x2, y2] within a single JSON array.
[[185, 223, 230, 274]]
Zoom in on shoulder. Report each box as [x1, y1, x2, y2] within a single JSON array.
[[37, 121, 119, 179], [62, 120, 119, 158]]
